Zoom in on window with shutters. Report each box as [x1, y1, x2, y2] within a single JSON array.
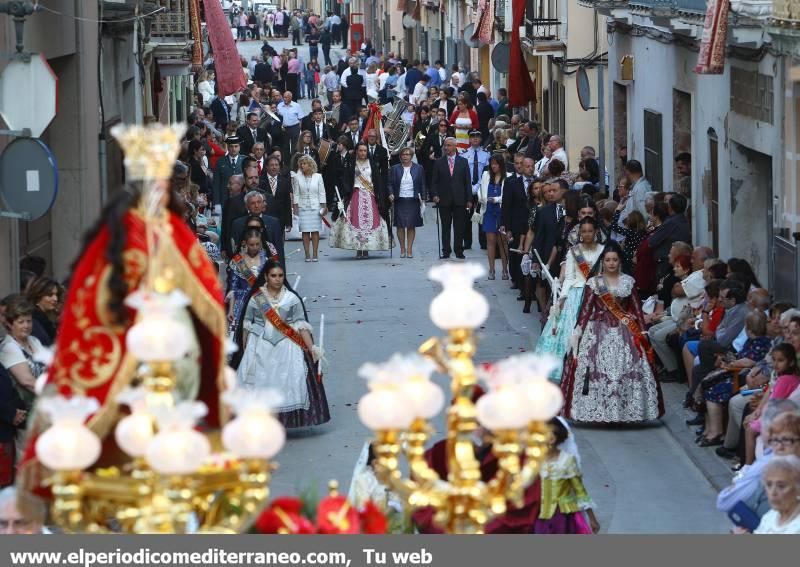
[[730, 67, 774, 124], [643, 109, 663, 192]]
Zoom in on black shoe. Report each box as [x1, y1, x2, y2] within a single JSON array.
[[441, 253, 451, 259], [715, 447, 737, 459], [522, 305, 531, 314], [695, 426, 705, 436], [510, 283, 519, 290], [517, 295, 525, 301], [686, 414, 705, 426], [660, 370, 682, 383], [698, 435, 724, 447], [455, 253, 466, 259]]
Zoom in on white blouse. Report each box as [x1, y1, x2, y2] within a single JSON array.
[[398, 166, 414, 198], [354, 161, 372, 191], [292, 172, 326, 209]]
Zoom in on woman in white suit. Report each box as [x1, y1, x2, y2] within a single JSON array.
[[477, 154, 508, 279], [292, 155, 327, 262]]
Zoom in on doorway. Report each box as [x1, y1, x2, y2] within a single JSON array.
[[613, 82, 628, 184]]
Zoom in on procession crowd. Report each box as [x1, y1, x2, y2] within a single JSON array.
[[0, 4, 798, 535]]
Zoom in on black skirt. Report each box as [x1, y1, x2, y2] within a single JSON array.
[[394, 197, 423, 228]]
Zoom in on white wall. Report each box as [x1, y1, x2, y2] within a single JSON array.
[[606, 28, 783, 283]]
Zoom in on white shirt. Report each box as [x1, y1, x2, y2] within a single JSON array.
[[621, 176, 653, 220], [276, 101, 305, 126], [550, 147, 568, 170], [755, 510, 800, 534], [399, 166, 415, 198], [340, 67, 366, 88], [438, 67, 447, 82], [410, 82, 428, 105]]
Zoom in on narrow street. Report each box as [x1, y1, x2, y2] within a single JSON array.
[[236, 36, 730, 535]]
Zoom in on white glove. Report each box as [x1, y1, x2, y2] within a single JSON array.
[[568, 328, 583, 353], [337, 201, 345, 213], [311, 345, 325, 363]]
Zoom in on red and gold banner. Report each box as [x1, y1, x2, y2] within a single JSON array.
[[695, 0, 729, 75], [204, 0, 247, 95], [508, 0, 536, 107], [189, 0, 203, 70]]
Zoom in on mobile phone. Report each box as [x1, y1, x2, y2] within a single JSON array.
[[727, 501, 760, 532]]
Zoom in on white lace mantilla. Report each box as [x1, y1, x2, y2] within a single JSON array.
[[588, 274, 635, 297]]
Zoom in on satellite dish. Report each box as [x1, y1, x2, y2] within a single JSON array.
[[0, 137, 59, 221], [576, 67, 592, 111], [464, 24, 480, 48], [491, 43, 511, 74], [402, 14, 416, 29]]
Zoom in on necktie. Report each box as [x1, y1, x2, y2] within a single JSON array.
[[370, 146, 374, 159], [257, 160, 262, 176], [448, 156, 454, 176], [252, 128, 257, 141], [317, 124, 321, 139], [231, 157, 236, 168], [472, 152, 479, 185], [269, 176, 276, 195], [556, 204, 565, 223]]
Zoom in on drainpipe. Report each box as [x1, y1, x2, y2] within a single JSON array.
[[133, 6, 144, 124]]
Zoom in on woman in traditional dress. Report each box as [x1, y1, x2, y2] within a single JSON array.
[[292, 155, 327, 262], [449, 96, 479, 152], [226, 228, 267, 336], [330, 141, 391, 258], [388, 147, 425, 258], [233, 259, 330, 428], [561, 241, 664, 423], [534, 217, 603, 382]]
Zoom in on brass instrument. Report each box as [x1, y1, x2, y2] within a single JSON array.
[[383, 99, 412, 154], [325, 105, 341, 132]]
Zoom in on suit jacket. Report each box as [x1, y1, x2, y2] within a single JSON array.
[[501, 176, 530, 236], [230, 213, 286, 267], [366, 144, 389, 187], [264, 118, 283, 151], [425, 132, 449, 162], [309, 121, 334, 147], [236, 125, 269, 156], [388, 163, 426, 199], [430, 155, 472, 207], [525, 136, 543, 162], [325, 150, 353, 207], [532, 203, 562, 271], [259, 173, 293, 229], [221, 193, 248, 257], [254, 62, 273, 85], [325, 101, 353, 132], [210, 97, 230, 130], [0, 364, 25, 442], [213, 154, 245, 206], [189, 157, 211, 196]]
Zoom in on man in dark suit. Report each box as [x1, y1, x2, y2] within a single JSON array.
[[230, 176, 286, 266], [213, 136, 245, 206], [308, 108, 334, 147], [340, 58, 366, 114], [502, 156, 533, 296], [300, 99, 324, 132], [344, 116, 362, 150], [259, 156, 293, 232], [210, 96, 230, 131], [325, 89, 352, 132], [254, 57, 273, 85], [430, 138, 472, 259], [236, 113, 270, 156], [423, 119, 449, 190], [220, 174, 247, 259], [365, 129, 389, 185], [531, 179, 566, 311]]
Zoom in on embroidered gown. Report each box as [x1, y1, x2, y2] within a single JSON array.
[[226, 251, 267, 336], [561, 274, 664, 423], [330, 160, 391, 251], [534, 244, 602, 383], [236, 287, 330, 428]]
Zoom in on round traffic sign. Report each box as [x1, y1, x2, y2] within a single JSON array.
[[0, 53, 58, 138], [0, 137, 59, 221]]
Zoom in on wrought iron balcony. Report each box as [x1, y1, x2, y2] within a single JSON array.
[[150, 0, 191, 38], [522, 0, 566, 55], [770, 0, 800, 26]]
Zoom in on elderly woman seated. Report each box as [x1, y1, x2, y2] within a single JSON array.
[[697, 311, 772, 447], [754, 453, 800, 534], [717, 402, 799, 524]]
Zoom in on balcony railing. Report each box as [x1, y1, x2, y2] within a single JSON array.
[[151, 0, 190, 38], [675, 0, 707, 12], [771, 0, 800, 25], [526, 0, 561, 41]]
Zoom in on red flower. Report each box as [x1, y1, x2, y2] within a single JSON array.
[[359, 500, 388, 534], [255, 498, 315, 534], [316, 496, 360, 534]]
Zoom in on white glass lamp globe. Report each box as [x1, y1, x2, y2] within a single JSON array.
[[399, 378, 445, 420], [35, 396, 101, 472], [222, 411, 285, 460], [521, 379, 564, 421], [126, 314, 192, 362], [115, 413, 155, 458], [358, 389, 415, 431], [428, 263, 489, 330], [145, 428, 211, 475], [475, 388, 530, 431]]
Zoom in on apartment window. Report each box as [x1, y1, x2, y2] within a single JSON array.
[[730, 67, 774, 124], [643, 109, 663, 192], [550, 80, 565, 137]]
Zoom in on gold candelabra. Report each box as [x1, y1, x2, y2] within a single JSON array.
[[357, 264, 564, 534]]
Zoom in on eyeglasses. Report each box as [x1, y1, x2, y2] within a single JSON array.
[[768, 437, 800, 448]]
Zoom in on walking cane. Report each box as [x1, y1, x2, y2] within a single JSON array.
[[434, 204, 442, 259], [389, 204, 394, 259]]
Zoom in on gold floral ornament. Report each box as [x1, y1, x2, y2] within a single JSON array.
[[110, 123, 186, 182]]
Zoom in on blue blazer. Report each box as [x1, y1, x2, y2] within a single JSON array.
[[388, 163, 426, 199]]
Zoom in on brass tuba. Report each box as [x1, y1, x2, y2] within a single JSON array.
[[383, 99, 412, 154]]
